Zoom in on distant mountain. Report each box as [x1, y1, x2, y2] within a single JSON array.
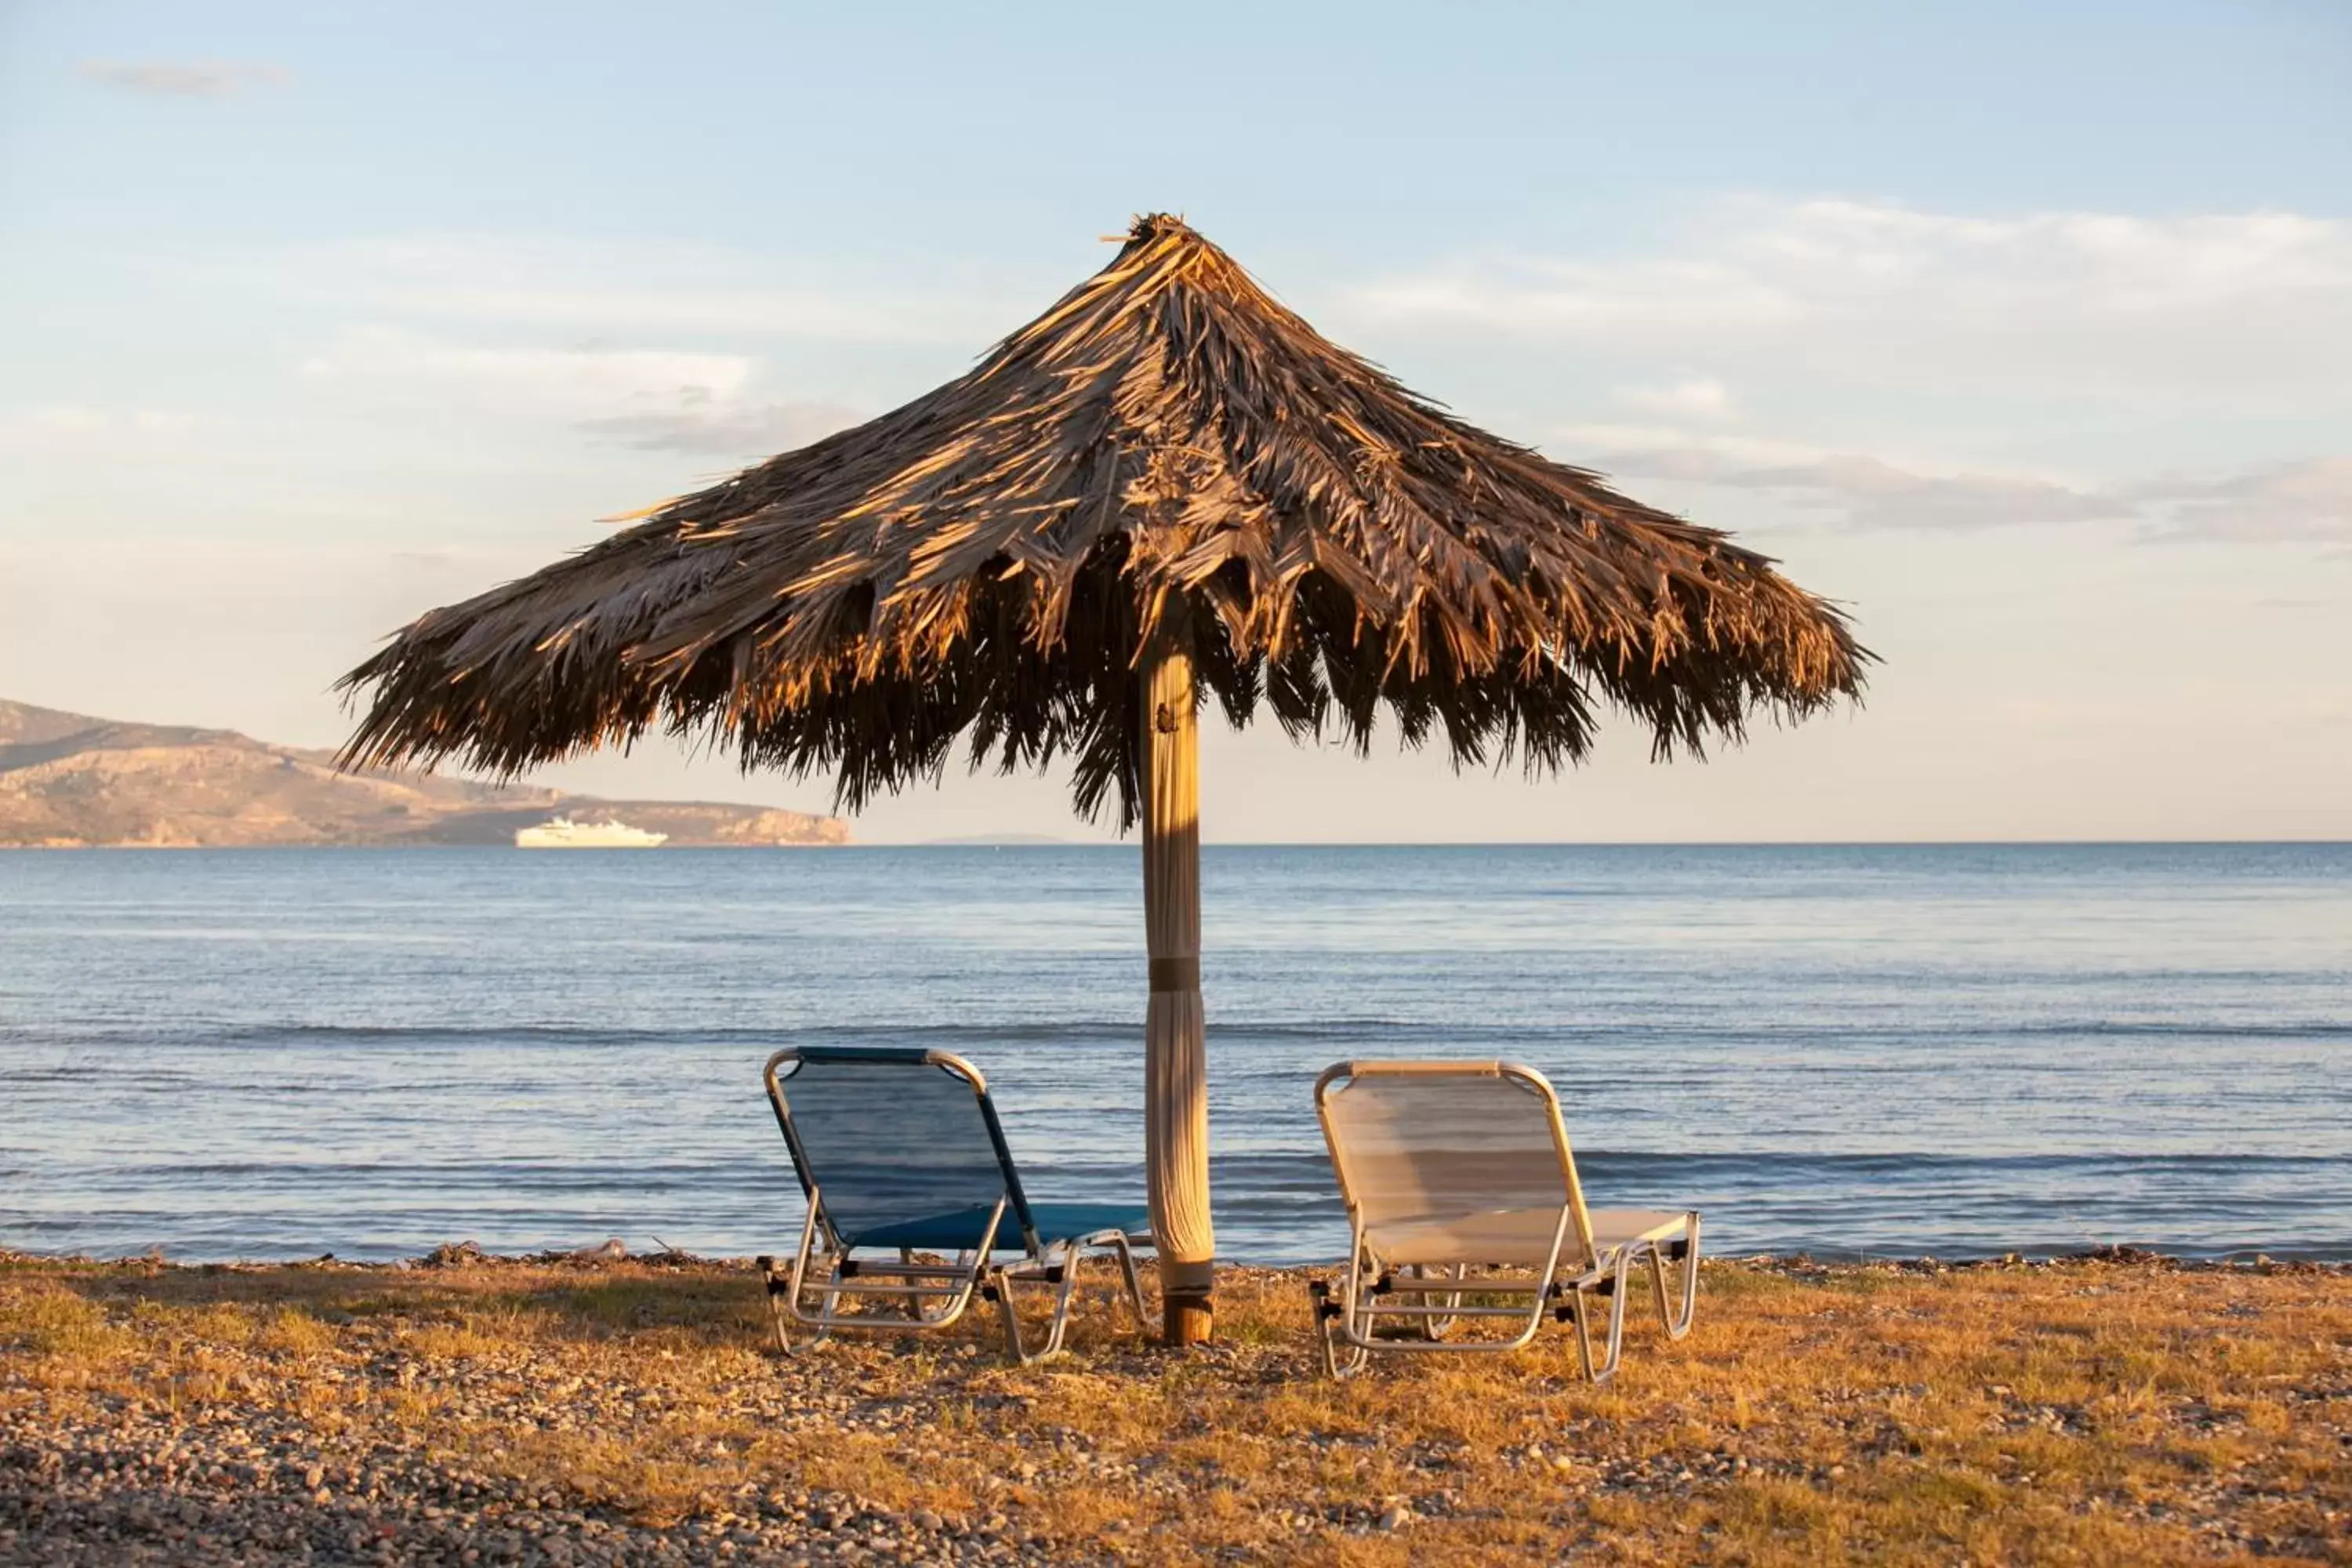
[[0, 699, 850, 848]]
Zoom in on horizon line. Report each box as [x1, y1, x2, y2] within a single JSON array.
[[868, 837, 2352, 848]]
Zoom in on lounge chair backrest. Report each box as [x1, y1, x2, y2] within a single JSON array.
[[764, 1047, 1036, 1250], [1315, 1062, 1597, 1266]]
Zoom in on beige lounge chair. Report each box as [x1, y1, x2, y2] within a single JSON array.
[[1310, 1060, 1700, 1380]]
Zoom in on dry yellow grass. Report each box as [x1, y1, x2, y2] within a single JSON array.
[[2, 1254, 2345, 1565]]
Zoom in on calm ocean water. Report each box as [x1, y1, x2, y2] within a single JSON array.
[[1, 844, 2346, 1264]]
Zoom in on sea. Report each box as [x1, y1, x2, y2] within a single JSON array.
[[1, 844, 2347, 1265]]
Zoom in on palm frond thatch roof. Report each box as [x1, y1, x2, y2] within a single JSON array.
[[339, 215, 1867, 824]]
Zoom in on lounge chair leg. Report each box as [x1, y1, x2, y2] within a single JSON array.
[[900, 1248, 927, 1320], [1313, 1258, 1374, 1379], [990, 1269, 1029, 1363], [1040, 1250, 1081, 1359], [1319, 1312, 1356, 1378], [757, 1255, 794, 1356], [1316, 1286, 1367, 1379], [1570, 1252, 1631, 1385], [1110, 1236, 1151, 1336], [1646, 1214, 1701, 1341], [811, 1261, 850, 1342], [1413, 1263, 1467, 1341]]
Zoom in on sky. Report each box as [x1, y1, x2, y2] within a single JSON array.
[[1, 1, 2347, 842]]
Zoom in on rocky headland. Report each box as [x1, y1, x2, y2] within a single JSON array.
[[0, 699, 849, 849]]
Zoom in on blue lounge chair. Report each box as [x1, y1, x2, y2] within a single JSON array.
[[757, 1045, 1154, 1362]]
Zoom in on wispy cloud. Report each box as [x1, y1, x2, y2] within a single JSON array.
[[0, 405, 208, 452], [1598, 446, 2125, 531], [1588, 434, 2351, 543], [297, 327, 756, 409], [576, 394, 862, 457], [79, 60, 286, 98], [2125, 458, 2352, 545], [293, 327, 861, 459], [1352, 199, 2352, 399], [1616, 378, 1735, 419]]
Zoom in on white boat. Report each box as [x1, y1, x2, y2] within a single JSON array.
[[514, 815, 669, 849]]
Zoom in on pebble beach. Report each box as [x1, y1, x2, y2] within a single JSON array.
[[4, 1247, 2346, 1566]]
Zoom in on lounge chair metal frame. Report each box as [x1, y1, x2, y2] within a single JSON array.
[[1309, 1060, 1700, 1381], [756, 1045, 1152, 1363]]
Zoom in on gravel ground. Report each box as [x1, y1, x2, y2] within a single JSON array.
[[0, 1330, 1081, 1565], [2, 1242, 1106, 1566], [1, 1381, 1086, 1566], [2, 1248, 2345, 1566]]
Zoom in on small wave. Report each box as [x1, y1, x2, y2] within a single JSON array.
[[12, 1014, 2344, 1052], [1283, 1147, 2343, 1171], [2009, 1019, 2352, 1041]]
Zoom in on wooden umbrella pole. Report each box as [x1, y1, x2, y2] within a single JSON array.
[[1141, 614, 1215, 1345]]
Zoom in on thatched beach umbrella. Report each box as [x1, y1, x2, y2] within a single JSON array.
[[339, 215, 1867, 1345]]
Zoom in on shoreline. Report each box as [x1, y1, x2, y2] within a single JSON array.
[[9, 1241, 2350, 1272], [8, 839, 2350, 849], [5, 1250, 2345, 1565]]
